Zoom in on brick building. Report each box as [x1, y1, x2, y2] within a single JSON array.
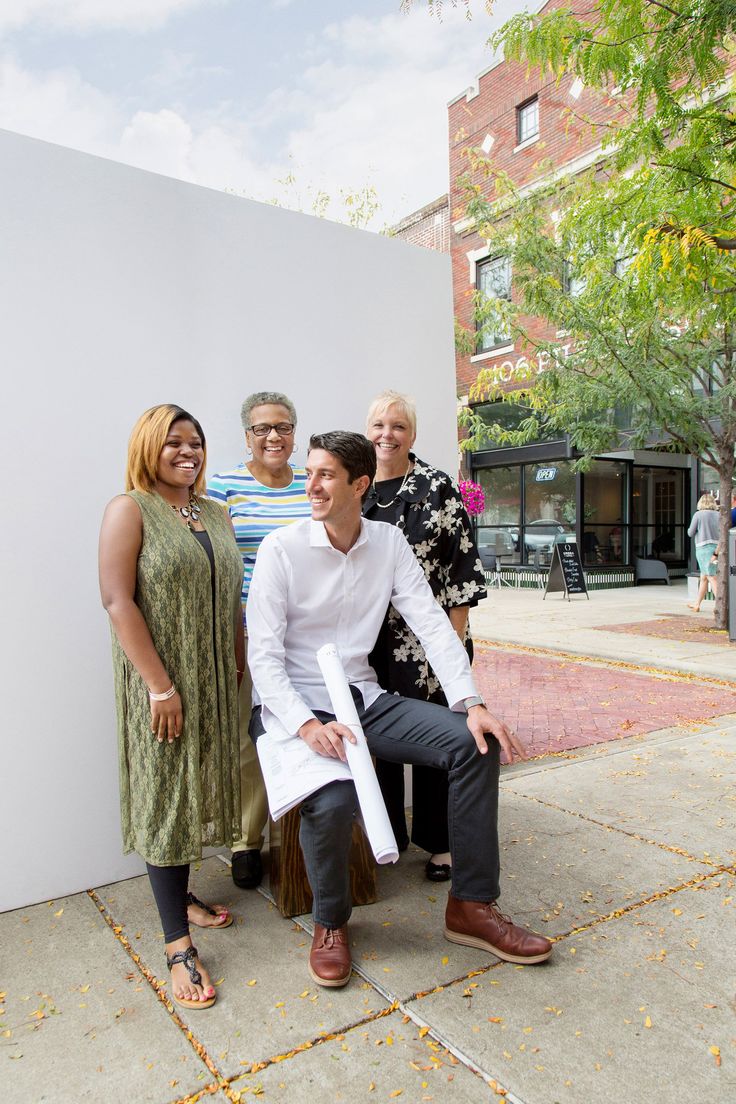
[[391, 193, 450, 252], [447, 0, 701, 586]]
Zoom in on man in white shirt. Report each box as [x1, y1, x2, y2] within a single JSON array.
[[247, 431, 552, 986]]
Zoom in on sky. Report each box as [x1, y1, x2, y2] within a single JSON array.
[[0, 0, 533, 228]]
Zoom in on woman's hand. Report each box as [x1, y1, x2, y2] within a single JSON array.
[[150, 692, 183, 744]]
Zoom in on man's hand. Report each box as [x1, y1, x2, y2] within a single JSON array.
[[466, 705, 525, 765], [298, 718, 357, 762]]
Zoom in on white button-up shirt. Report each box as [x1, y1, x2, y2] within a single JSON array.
[[246, 517, 478, 737]]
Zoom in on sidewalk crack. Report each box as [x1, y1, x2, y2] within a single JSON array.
[[503, 787, 725, 866], [87, 889, 239, 1103]]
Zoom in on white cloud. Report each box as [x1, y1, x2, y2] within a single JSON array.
[[0, 56, 121, 154], [0, 0, 220, 34], [0, 3, 533, 227]]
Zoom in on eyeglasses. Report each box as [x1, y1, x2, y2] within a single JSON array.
[[247, 422, 295, 437]]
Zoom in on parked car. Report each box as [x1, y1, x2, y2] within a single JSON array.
[[523, 519, 574, 552], [478, 528, 516, 558]]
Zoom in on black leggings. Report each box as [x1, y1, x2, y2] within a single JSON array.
[[146, 862, 190, 943]]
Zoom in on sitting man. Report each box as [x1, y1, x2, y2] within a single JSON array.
[[246, 431, 552, 987]]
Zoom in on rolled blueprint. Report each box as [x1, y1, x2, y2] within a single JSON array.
[[316, 643, 399, 865]]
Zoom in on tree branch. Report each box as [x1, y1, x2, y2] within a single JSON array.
[[652, 162, 736, 194], [659, 223, 736, 250]]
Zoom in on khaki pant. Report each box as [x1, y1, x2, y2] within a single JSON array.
[[231, 641, 269, 852]]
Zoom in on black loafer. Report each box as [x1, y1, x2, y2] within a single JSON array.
[[425, 859, 452, 883], [231, 849, 263, 889]]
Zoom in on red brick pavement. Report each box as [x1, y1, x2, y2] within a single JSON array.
[[473, 645, 736, 757], [595, 615, 731, 647]]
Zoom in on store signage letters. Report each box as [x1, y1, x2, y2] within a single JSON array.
[[535, 467, 557, 482], [488, 344, 571, 385]]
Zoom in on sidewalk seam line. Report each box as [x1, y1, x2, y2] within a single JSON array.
[[499, 717, 736, 779], [474, 639, 736, 689], [86, 889, 238, 1103], [235, 900, 515, 1099], [503, 788, 723, 867], [551, 864, 735, 940]]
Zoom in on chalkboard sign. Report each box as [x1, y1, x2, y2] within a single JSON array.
[[543, 541, 589, 601]]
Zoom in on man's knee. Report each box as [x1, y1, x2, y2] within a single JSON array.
[[300, 781, 358, 827]]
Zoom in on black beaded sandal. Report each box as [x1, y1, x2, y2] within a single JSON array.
[[186, 891, 233, 929], [165, 945, 216, 1010]]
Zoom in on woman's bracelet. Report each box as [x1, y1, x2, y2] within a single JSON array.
[[149, 684, 176, 701]]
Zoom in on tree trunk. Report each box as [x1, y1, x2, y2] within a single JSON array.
[[715, 456, 734, 632]]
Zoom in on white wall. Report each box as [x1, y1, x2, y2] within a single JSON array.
[[0, 129, 458, 912]]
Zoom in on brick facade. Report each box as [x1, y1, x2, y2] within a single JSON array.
[[448, 0, 631, 401], [390, 193, 450, 253]]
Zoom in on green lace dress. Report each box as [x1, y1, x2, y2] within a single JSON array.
[[111, 491, 244, 865]]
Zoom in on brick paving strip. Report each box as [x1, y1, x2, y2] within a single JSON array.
[[472, 643, 736, 757], [595, 614, 732, 647]]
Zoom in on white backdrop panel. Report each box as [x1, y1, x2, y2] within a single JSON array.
[[0, 129, 458, 911]]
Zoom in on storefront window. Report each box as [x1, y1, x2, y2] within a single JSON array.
[[475, 466, 521, 563], [523, 462, 576, 564], [581, 460, 627, 564], [631, 466, 687, 562]]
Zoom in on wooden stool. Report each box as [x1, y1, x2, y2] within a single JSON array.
[[268, 808, 377, 918]]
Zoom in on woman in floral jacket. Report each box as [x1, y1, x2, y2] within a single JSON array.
[[363, 391, 487, 881]]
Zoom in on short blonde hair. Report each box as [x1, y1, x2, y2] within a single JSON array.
[[365, 389, 417, 437], [125, 404, 208, 495], [697, 493, 717, 511]]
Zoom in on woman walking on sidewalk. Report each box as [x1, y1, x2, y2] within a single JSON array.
[[687, 493, 720, 613]]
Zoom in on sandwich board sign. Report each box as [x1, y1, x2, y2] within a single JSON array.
[[543, 540, 589, 601]]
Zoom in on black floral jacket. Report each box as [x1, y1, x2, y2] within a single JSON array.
[[363, 454, 487, 703]]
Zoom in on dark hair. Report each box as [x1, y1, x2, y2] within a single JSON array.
[[172, 407, 206, 445], [308, 431, 377, 502]]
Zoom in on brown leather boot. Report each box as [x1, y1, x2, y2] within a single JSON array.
[[308, 923, 351, 987], [445, 895, 552, 964]]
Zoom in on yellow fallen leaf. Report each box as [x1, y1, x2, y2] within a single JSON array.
[[672, 908, 682, 916], [368, 1083, 375, 1093], [389, 1092, 402, 1099], [80, 985, 90, 994], [418, 1026, 430, 1037], [441, 957, 449, 966], [54, 909, 64, 918], [644, 1016, 652, 1028], [247, 980, 257, 987]]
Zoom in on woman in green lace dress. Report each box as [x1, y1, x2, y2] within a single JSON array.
[[99, 404, 244, 1011]]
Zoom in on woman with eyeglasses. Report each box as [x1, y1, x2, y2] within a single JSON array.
[[208, 392, 310, 891]]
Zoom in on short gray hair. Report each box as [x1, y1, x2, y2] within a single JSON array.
[[240, 391, 297, 431]]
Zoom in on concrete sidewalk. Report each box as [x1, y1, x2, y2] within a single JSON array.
[[471, 580, 735, 680], [3, 712, 735, 1104], [3, 584, 734, 1103]]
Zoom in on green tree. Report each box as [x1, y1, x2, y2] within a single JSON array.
[[410, 0, 735, 626]]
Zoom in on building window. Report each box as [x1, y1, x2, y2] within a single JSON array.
[[476, 256, 511, 351], [563, 260, 586, 298], [632, 466, 687, 563], [517, 97, 539, 144], [471, 401, 563, 449], [581, 459, 628, 565]]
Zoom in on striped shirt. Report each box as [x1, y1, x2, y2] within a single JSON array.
[[207, 464, 310, 615]]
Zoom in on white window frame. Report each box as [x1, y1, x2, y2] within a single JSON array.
[[476, 255, 512, 353], [517, 97, 539, 145]]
